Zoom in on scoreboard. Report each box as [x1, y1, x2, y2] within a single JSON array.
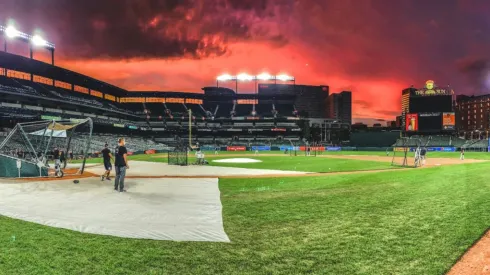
[[409, 95, 452, 113], [405, 112, 455, 132], [405, 80, 455, 133]]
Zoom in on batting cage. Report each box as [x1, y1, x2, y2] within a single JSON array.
[[0, 118, 93, 178], [168, 144, 188, 166], [391, 137, 422, 168]]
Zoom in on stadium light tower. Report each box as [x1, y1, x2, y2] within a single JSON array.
[[216, 72, 295, 94], [1, 24, 56, 66]]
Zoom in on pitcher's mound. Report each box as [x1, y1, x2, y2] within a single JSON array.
[[213, 158, 262, 163]]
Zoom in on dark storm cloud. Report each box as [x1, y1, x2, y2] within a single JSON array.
[[0, 0, 290, 59], [456, 56, 490, 94]]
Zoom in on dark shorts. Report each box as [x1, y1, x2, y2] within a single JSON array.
[[104, 161, 112, 171]]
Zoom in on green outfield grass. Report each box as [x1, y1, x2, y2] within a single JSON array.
[[77, 152, 397, 173], [1, 161, 490, 274]]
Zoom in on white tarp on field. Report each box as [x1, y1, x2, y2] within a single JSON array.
[[0, 177, 230, 242], [29, 129, 67, 138]]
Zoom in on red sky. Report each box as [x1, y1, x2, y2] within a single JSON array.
[[2, 0, 490, 124]]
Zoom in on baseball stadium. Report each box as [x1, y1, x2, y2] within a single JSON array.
[[1, 25, 490, 275]]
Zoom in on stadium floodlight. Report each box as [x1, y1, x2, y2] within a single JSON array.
[[31, 35, 47, 47], [276, 74, 294, 81], [217, 74, 233, 81], [5, 26, 19, 38], [237, 73, 254, 81], [256, 73, 273, 80]]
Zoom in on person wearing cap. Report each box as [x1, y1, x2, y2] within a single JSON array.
[[101, 143, 114, 181]]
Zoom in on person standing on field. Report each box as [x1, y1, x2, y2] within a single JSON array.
[[101, 144, 114, 181], [460, 148, 465, 160], [114, 138, 129, 192]]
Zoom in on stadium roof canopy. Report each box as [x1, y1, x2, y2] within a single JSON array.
[[0, 51, 128, 97], [129, 91, 204, 98]]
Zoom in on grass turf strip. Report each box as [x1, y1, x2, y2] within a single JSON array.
[[1, 162, 489, 274], [77, 153, 396, 173]]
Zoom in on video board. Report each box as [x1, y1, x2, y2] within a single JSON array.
[[405, 114, 418, 131], [409, 80, 453, 113], [405, 112, 455, 132], [442, 112, 456, 130], [409, 95, 452, 113]]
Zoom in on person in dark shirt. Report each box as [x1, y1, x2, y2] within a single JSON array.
[[420, 147, 427, 166], [101, 144, 114, 181], [114, 138, 129, 192], [60, 150, 66, 169], [69, 151, 73, 161], [53, 148, 60, 160]]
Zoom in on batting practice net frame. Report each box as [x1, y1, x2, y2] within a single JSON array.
[[0, 118, 93, 178], [391, 137, 423, 168], [168, 144, 188, 166]]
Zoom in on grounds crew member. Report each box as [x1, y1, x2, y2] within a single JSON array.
[[114, 138, 129, 192], [101, 144, 114, 181]]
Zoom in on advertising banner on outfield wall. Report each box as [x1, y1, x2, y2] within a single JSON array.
[[326, 146, 342, 151], [145, 149, 156, 154], [279, 146, 299, 151], [299, 146, 325, 151], [41, 115, 61, 121], [251, 146, 271, 151], [406, 147, 455, 152], [227, 146, 246, 151], [200, 145, 215, 151]]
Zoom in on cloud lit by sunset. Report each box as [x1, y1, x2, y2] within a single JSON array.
[[2, 0, 490, 122]]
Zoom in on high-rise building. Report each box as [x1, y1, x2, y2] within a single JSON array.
[[326, 91, 352, 124], [395, 115, 402, 127], [258, 84, 329, 118], [401, 87, 416, 129]]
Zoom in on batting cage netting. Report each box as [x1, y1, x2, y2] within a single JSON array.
[[168, 144, 188, 166], [391, 137, 421, 168], [0, 118, 93, 178]]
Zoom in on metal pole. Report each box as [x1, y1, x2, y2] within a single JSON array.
[[43, 120, 57, 158], [80, 118, 93, 174], [4, 40, 7, 76], [188, 109, 192, 148], [51, 49, 55, 66], [18, 123, 39, 162], [0, 124, 18, 150]]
